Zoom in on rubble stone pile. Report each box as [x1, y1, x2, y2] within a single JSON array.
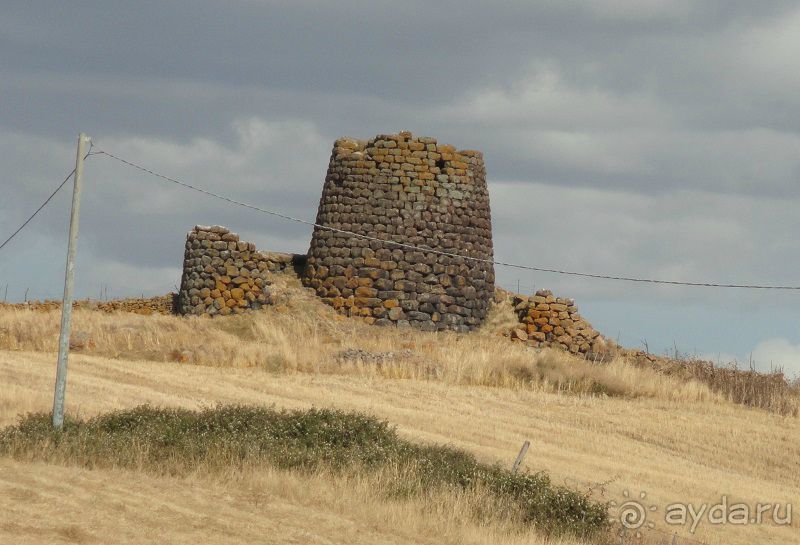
[[508, 289, 612, 357], [304, 132, 495, 332], [177, 225, 295, 316]]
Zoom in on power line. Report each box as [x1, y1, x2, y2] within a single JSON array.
[[1, 143, 94, 253], [0, 168, 77, 252], [93, 147, 800, 291]]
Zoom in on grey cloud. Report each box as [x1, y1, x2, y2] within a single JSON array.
[[3, 1, 800, 365], [5, 2, 799, 131], [490, 180, 800, 306], [5, 1, 800, 199]]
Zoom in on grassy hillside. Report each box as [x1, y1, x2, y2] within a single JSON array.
[[0, 280, 798, 544]]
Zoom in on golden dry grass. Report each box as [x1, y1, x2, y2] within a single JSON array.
[[0, 282, 721, 405], [1, 287, 798, 545], [1, 457, 597, 545]]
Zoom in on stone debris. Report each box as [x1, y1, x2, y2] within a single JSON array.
[[334, 348, 415, 366], [304, 132, 495, 332], [508, 289, 612, 358], [68, 331, 94, 351], [169, 348, 194, 363]]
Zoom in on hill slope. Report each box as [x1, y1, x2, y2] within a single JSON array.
[[0, 284, 798, 545]]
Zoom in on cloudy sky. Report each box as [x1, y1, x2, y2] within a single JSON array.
[[2, 1, 800, 376]]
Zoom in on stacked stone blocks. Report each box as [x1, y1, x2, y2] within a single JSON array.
[[0, 295, 176, 315], [509, 290, 608, 356], [177, 225, 283, 316], [304, 132, 495, 331]]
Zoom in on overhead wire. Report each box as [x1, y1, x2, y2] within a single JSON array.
[[25, 145, 793, 291], [0, 168, 77, 252]]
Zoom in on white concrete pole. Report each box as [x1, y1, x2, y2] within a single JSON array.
[[52, 133, 89, 428]]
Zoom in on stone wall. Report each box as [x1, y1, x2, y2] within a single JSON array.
[[507, 289, 612, 357], [177, 225, 297, 316], [303, 132, 495, 332], [0, 295, 176, 315]]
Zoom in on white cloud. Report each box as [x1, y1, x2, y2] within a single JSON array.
[[439, 60, 800, 196], [0, 118, 331, 300], [441, 63, 672, 131], [751, 338, 800, 378], [489, 180, 799, 306], [739, 7, 800, 98]]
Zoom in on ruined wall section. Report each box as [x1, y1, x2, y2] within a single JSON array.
[[0, 295, 176, 315], [177, 225, 289, 316], [507, 289, 613, 357]]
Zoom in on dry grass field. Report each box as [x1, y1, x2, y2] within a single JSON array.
[[1, 280, 798, 545]]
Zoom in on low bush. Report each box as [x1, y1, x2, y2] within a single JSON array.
[[651, 357, 799, 416], [0, 405, 609, 539]]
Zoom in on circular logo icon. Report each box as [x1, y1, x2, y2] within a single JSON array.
[[610, 490, 658, 540]]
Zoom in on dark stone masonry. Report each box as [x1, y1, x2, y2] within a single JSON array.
[[177, 225, 296, 316], [303, 132, 495, 331]]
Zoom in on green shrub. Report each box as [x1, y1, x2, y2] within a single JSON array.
[[0, 405, 609, 538]]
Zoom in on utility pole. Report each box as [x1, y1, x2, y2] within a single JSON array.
[[52, 133, 89, 428]]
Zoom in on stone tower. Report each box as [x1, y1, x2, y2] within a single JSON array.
[[303, 132, 494, 331]]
